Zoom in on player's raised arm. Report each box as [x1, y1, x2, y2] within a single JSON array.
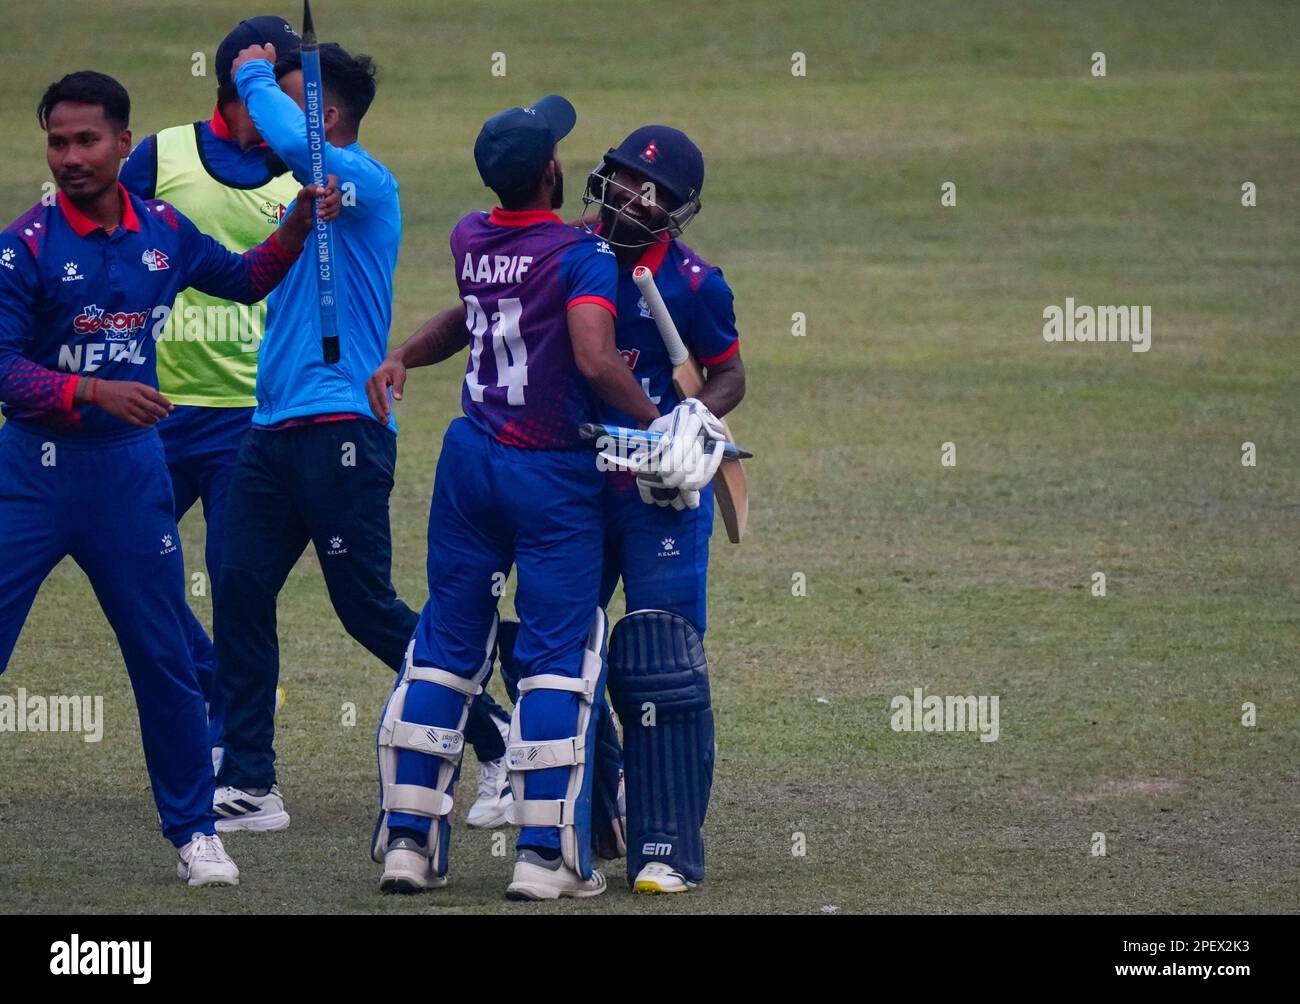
[[366, 303, 469, 423], [231, 45, 390, 210]]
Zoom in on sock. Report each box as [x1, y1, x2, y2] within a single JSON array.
[[389, 827, 428, 848]]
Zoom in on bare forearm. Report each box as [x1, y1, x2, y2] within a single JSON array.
[[584, 356, 660, 426], [393, 305, 468, 368], [695, 353, 746, 418]]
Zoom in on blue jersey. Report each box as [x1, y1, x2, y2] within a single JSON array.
[[601, 237, 739, 429], [234, 59, 402, 430], [0, 185, 296, 441], [451, 208, 618, 450]]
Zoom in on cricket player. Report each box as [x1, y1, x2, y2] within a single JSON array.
[[210, 39, 510, 832], [376, 125, 740, 893], [119, 16, 305, 768], [0, 71, 326, 885], [579, 126, 745, 892], [365, 95, 661, 898]]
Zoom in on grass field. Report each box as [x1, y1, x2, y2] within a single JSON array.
[[1, 0, 1297, 914]]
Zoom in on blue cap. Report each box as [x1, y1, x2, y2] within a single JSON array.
[[603, 125, 704, 206], [216, 16, 302, 86], [474, 95, 576, 196]]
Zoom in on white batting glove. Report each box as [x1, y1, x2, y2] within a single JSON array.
[[656, 399, 726, 492], [636, 477, 699, 510], [636, 409, 696, 509]]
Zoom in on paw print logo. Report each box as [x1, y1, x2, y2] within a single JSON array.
[[162, 534, 173, 548], [661, 537, 675, 550], [1, 248, 13, 263], [64, 262, 78, 276], [330, 536, 343, 549], [596, 240, 613, 255]]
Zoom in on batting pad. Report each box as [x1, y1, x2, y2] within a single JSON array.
[[607, 609, 715, 886]]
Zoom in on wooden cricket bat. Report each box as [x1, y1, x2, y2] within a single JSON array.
[[633, 266, 748, 543]]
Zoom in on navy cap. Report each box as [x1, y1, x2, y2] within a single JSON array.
[[474, 95, 576, 196], [603, 125, 704, 206], [216, 16, 302, 87]]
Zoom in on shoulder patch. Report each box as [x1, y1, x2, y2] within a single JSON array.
[[143, 199, 182, 230], [670, 240, 717, 293], [5, 203, 51, 258]]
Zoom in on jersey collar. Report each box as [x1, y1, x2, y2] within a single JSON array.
[[58, 183, 140, 237], [489, 207, 563, 227], [209, 103, 235, 141], [211, 103, 276, 153], [634, 234, 671, 275]]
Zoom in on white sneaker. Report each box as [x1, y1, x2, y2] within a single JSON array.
[[466, 759, 513, 828], [505, 849, 606, 901], [379, 837, 447, 894], [466, 714, 513, 828], [213, 784, 290, 832], [632, 861, 694, 894], [176, 832, 240, 887]]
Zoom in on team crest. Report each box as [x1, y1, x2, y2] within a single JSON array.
[[640, 142, 658, 163], [141, 249, 169, 271]]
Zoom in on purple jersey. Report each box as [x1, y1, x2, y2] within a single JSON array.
[[450, 208, 618, 449]]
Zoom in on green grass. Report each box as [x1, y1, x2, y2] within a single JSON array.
[[1, 0, 1297, 914]]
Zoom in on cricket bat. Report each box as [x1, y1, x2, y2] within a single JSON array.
[[632, 265, 748, 543], [301, 0, 340, 364]]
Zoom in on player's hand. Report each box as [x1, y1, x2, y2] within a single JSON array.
[[649, 399, 726, 492], [278, 177, 337, 253], [88, 379, 174, 428], [316, 174, 342, 222], [288, 176, 338, 229], [636, 476, 699, 511], [366, 354, 407, 423], [231, 43, 277, 77]]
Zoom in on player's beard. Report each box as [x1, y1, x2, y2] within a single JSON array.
[[550, 166, 565, 210], [599, 204, 655, 248]]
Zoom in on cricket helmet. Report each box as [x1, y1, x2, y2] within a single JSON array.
[[582, 125, 704, 247]]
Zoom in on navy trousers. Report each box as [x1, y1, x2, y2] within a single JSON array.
[[215, 418, 506, 791]]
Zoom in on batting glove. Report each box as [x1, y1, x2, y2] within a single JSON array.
[[655, 398, 727, 492]]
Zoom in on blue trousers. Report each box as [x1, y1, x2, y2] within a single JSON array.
[[159, 404, 253, 751], [0, 421, 216, 846], [214, 418, 509, 792], [390, 418, 604, 854], [600, 477, 713, 634]]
